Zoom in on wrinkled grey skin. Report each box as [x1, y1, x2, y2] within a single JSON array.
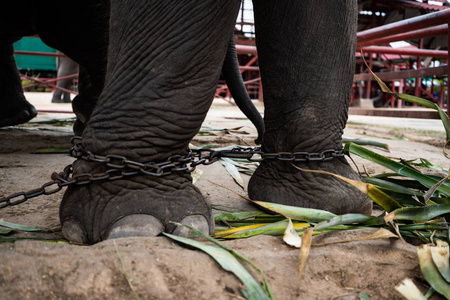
[[51, 51, 79, 103], [0, 1, 108, 135], [0, 1, 263, 144], [3, 0, 371, 244]]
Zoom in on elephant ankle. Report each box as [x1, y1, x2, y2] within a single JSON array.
[[248, 157, 373, 215]]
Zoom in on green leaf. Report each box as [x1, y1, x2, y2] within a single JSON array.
[[390, 204, 450, 221], [0, 221, 48, 232], [163, 233, 272, 300], [0, 226, 12, 235], [397, 93, 450, 142], [314, 213, 375, 231], [364, 177, 424, 197], [215, 219, 310, 239], [251, 200, 337, 222], [214, 211, 266, 222], [34, 147, 70, 154], [345, 143, 450, 197], [342, 137, 390, 151], [220, 158, 245, 189]]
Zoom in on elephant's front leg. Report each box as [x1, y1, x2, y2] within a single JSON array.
[[249, 0, 372, 214], [60, 0, 241, 244]]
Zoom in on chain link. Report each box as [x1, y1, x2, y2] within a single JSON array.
[[0, 136, 344, 208]]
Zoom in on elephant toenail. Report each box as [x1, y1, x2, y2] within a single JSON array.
[[62, 219, 88, 244], [106, 214, 164, 240], [172, 215, 210, 237]]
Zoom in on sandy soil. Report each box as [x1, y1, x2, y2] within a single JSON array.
[[0, 97, 448, 299]]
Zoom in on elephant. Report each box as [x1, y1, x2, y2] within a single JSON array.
[[51, 50, 79, 103], [0, 1, 264, 143], [1, 0, 372, 244]]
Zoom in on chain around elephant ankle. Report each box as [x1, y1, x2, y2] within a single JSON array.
[[0, 137, 345, 209], [70, 136, 345, 170]]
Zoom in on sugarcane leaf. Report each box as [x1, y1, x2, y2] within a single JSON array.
[[167, 222, 275, 299], [423, 175, 449, 204], [283, 218, 302, 248], [417, 244, 450, 299], [250, 200, 336, 222], [0, 226, 12, 235], [386, 204, 450, 222], [298, 228, 313, 291], [345, 143, 450, 197], [314, 213, 375, 231], [164, 233, 271, 300], [364, 177, 424, 197], [191, 168, 203, 184], [361, 53, 393, 94], [430, 240, 450, 283], [312, 228, 398, 246], [214, 223, 271, 238], [395, 278, 427, 300], [214, 211, 266, 222], [342, 136, 390, 151], [0, 221, 48, 232], [220, 158, 245, 189], [215, 219, 310, 239]]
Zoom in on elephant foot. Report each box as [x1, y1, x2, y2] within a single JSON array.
[[0, 99, 37, 127], [248, 157, 372, 215], [60, 161, 212, 244]]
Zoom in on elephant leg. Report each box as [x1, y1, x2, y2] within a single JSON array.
[[0, 39, 37, 127], [248, 0, 372, 214], [51, 53, 79, 103], [60, 0, 241, 244]]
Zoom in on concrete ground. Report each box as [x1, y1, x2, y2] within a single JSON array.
[[26, 91, 446, 133], [1, 92, 448, 300]]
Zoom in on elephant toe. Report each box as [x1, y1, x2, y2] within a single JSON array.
[[172, 215, 210, 237], [62, 219, 89, 244], [106, 214, 164, 239]]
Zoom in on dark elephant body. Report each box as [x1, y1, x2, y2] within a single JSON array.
[[0, 1, 109, 133], [1, 0, 371, 244]]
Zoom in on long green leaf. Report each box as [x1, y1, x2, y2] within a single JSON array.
[[163, 234, 271, 300], [364, 177, 424, 197], [0, 221, 48, 232], [397, 93, 450, 141], [214, 211, 266, 222], [220, 158, 245, 189], [342, 137, 390, 151], [251, 200, 336, 222], [345, 143, 450, 197], [391, 204, 450, 221], [216, 219, 309, 239], [314, 214, 375, 231], [0, 226, 12, 235]]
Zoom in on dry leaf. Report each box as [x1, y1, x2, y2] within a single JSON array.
[[283, 218, 302, 248], [298, 228, 313, 291], [312, 228, 398, 246]]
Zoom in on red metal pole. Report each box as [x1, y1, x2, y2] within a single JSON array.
[[14, 50, 66, 57], [357, 9, 450, 43], [235, 45, 258, 55], [415, 39, 424, 100], [358, 24, 448, 46], [447, 21, 450, 113], [360, 46, 448, 58]]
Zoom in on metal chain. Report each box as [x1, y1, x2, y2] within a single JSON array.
[[0, 136, 344, 209]]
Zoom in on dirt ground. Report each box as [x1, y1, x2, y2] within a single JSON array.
[[0, 94, 449, 300]]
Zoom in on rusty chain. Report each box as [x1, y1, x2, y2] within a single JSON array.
[[0, 136, 345, 209]]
